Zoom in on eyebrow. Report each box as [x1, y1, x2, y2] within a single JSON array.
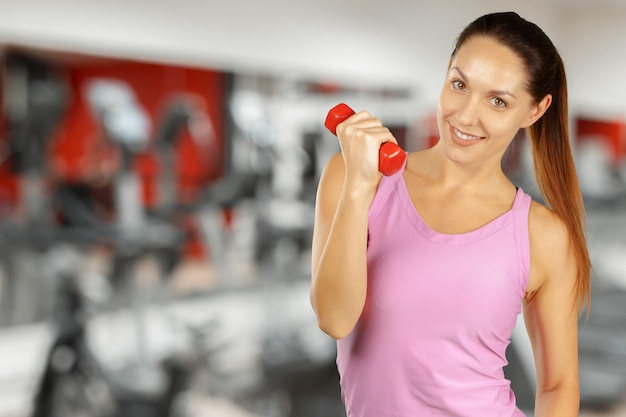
[[450, 66, 518, 100]]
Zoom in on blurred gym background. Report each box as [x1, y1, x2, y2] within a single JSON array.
[[0, 1, 625, 416]]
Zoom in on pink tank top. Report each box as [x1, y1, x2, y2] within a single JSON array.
[[336, 160, 531, 417]]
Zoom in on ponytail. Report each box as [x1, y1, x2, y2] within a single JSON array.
[[528, 57, 591, 313]]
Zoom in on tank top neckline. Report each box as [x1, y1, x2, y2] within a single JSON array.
[[385, 155, 524, 245]]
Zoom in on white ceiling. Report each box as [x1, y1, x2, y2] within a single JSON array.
[[1, 0, 626, 113]]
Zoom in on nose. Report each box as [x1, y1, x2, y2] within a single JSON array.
[[456, 96, 480, 126]]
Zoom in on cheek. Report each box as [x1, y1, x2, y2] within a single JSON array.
[[489, 113, 528, 137], [485, 119, 522, 149], [438, 91, 457, 122], [436, 104, 448, 136]]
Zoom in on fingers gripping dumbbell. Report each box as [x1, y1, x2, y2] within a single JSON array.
[[324, 103, 406, 176]]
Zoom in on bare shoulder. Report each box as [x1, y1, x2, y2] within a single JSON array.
[[321, 152, 346, 179], [317, 152, 345, 199], [527, 199, 575, 295], [314, 152, 347, 221], [529, 200, 569, 244]]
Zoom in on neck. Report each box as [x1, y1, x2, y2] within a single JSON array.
[[416, 146, 511, 193]]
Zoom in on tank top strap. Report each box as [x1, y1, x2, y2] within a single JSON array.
[[368, 152, 409, 223], [512, 187, 532, 291]]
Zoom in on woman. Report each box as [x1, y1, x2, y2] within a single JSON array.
[[310, 11, 591, 417]]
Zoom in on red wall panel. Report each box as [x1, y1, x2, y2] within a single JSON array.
[[47, 57, 228, 207], [576, 117, 626, 166]]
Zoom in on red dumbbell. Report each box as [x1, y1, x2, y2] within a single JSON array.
[[324, 103, 406, 176]]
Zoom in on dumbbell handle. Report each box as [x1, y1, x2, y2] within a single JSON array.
[[324, 103, 406, 176]]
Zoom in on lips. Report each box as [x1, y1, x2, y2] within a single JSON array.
[[453, 127, 482, 140], [449, 124, 484, 146]]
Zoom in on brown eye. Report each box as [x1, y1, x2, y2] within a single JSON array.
[[452, 80, 467, 91], [490, 97, 507, 108]]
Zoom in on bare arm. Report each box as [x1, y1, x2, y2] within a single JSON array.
[[524, 202, 580, 416], [310, 110, 397, 339]]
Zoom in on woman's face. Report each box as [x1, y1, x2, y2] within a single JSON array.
[[436, 35, 549, 167]]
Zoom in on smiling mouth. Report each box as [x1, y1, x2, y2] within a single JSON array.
[[453, 126, 484, 141]]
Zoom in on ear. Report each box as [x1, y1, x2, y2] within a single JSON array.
[[523, 94, 552, 127]]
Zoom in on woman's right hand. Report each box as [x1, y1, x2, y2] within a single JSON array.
[[335, 110, 399, 192]]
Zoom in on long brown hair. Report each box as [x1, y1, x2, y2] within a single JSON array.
[[452, 12, 591, 313]]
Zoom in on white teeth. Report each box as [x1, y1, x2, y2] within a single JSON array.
[[453, 127, 481, 141]]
